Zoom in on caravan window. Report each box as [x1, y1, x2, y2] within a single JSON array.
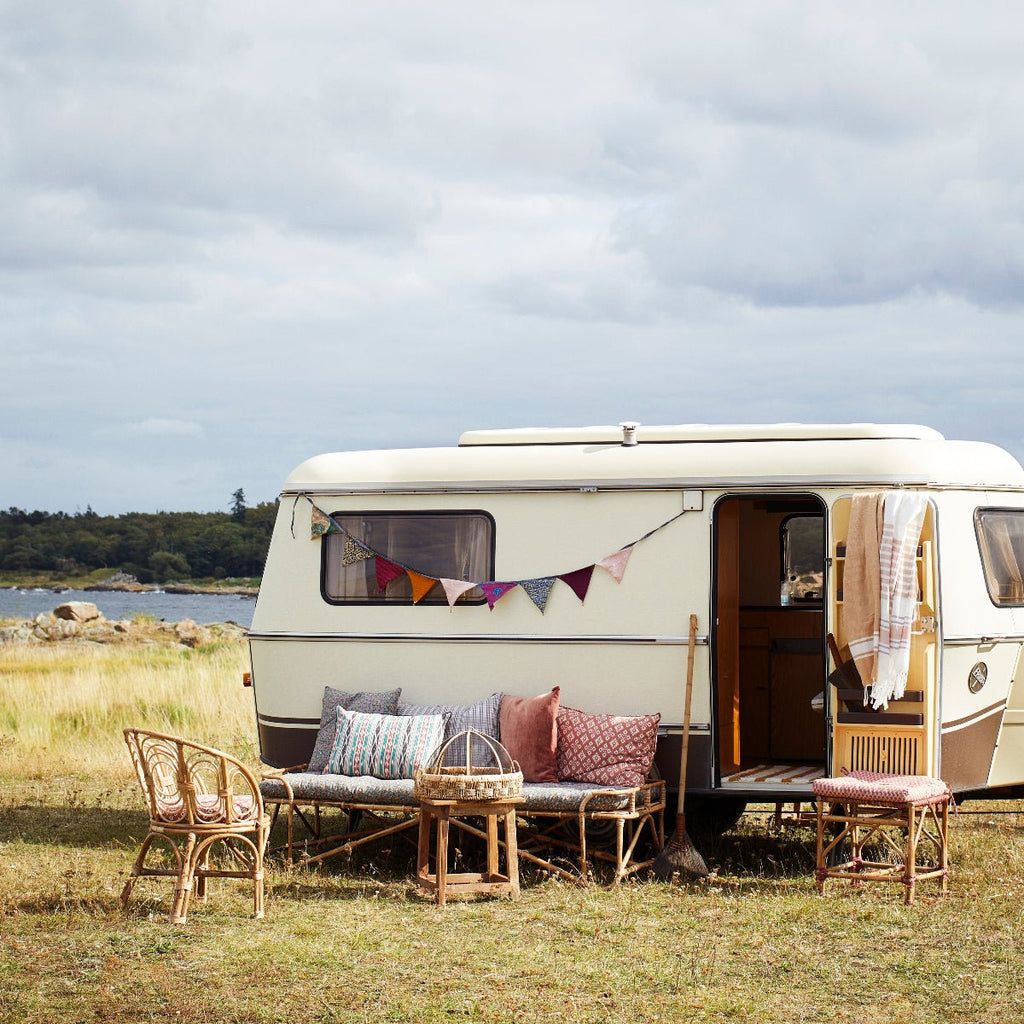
[[975, 508, 1024, 606], [780, 514, 824, 604], [322, 511, 494, 605]]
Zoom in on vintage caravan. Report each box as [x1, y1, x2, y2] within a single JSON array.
[[248, 422, 1024, 827]]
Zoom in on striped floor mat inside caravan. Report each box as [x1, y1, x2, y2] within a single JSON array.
[[721, 763, 825, 791]]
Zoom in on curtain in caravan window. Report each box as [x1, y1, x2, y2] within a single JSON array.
[[976, 509, 1024, 605], [322, 512, 493, 604]]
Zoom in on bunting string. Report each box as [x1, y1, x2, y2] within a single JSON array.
[[296, 493, 686, 612]]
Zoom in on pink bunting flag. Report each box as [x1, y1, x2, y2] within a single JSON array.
[[558, 566, 595, 603], [595, 545, 634, 583], [440, 578, 477, 608], [480, 581, 518, 610], [375, 557, 407, 593]]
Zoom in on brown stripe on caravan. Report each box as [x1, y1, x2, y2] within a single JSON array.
[[942, 699, 1007, 732], [941, 703, 1005, 791], [258, 721, 318, 770]]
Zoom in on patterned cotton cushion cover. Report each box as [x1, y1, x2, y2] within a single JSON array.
[[398, 692, 503, 767], [556, 706, 661, 789], [326, 708, 446, 780], [298, 686, 660, 790], [306, 686, 403, 773], [812, 771, 952, 806]]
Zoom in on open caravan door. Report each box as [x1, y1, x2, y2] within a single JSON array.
[[828, 493, 939, 777]]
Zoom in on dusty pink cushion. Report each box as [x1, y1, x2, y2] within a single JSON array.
[[499, 687, 560, 783], [813, 771, 952, 806], [556, 707, 661, 789]]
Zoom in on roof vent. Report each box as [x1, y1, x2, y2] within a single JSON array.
[[619, 421, 640, 447]]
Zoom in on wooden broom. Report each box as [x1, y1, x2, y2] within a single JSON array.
[[652, 613, 710, 880]]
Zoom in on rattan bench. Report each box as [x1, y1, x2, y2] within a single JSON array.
[[259, 768, 665, 885]]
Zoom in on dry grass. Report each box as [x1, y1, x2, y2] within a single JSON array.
[[2, 641, 1024, 1023]]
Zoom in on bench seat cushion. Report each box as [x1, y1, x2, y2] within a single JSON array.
[[520, 781, 642, 812], [261, 773, 418, 806], [260, 774, 644, 813]]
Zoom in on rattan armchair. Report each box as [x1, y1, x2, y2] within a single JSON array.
[[121, 728, 268, 924]]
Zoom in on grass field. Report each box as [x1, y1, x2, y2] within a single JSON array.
[[2, 641, 1023, 1023]]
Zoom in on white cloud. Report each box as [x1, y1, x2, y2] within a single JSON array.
[[121, 418, 205, 439], [1, 1, 1024, 511]]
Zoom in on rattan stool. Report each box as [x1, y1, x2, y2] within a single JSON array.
[[416, 796, 522, 905], [814, 771, 952, 905]]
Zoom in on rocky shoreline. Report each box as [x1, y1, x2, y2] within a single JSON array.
[[0, 570, 258, 598], [0, 600, 247, 647]]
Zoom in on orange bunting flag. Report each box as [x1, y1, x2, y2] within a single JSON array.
[[440, 578, 477, 609], [408, 570, 438, 604], [595, 545, 634, 583]]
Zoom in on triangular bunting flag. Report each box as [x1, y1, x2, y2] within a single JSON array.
[[520, 577, 556, 612], [342, 535, 374, 567], [310, 506, 339, 538], [375, 557, 407, 593], [595, 545, 634, 583], [408, 570, 438, 604], [480, 581, 518, 610], [558, 566, 595, 603], [440, 578, 477, 608]]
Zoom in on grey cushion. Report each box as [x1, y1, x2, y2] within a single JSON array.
[[398, 692, 503, 767], [519, 782, 638, 812], [260, 773, 417, 806], [306, 686, 402, 773], [260, 773, 637, 812]]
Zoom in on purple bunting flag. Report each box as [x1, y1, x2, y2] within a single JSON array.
[[480, 581, 518, 610], [558, 566, 595, 603]]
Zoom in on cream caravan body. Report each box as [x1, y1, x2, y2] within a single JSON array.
[[249, 423, 1024, 813]]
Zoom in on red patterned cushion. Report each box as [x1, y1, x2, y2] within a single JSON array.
[[555, 707, 661, 789], [812, 771, 952, 806]]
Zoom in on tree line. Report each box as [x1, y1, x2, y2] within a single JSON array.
[[0, 491, 277, 583]]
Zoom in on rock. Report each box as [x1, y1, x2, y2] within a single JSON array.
[[49, 618, 80, 639], [172, 619, 211, 648], [54, 601, 102, 623]]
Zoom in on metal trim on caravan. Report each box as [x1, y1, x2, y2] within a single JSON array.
[[248, 423, 1024, 822]]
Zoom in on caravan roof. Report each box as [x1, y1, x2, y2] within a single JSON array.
[[283, 423, 1024, 494]]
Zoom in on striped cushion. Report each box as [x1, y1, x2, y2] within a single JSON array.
[[398, 693, 503, 767], [326, 708, 445, 780]]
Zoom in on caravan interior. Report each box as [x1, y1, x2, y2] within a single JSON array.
[[713, 495, 827, 794]]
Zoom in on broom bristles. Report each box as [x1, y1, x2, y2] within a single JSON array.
[[652, 813, 709, 880]]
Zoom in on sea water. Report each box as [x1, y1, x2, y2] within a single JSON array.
[[0, 587, 256, 627]]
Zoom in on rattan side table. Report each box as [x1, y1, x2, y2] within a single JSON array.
[[415, 796, 522, 905]]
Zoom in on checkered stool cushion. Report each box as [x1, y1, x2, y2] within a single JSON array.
[[813, 771, 952, 806]]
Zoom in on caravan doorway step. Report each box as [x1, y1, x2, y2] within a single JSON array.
[[721, 763, 824, 791]]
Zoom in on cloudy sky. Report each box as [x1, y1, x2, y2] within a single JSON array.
[[3, 2, 1024, 513]]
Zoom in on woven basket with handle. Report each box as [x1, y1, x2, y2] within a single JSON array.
[[414, 730, 523, 802]]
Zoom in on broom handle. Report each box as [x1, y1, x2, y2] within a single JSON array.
[[677, 614, 698, 817]]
